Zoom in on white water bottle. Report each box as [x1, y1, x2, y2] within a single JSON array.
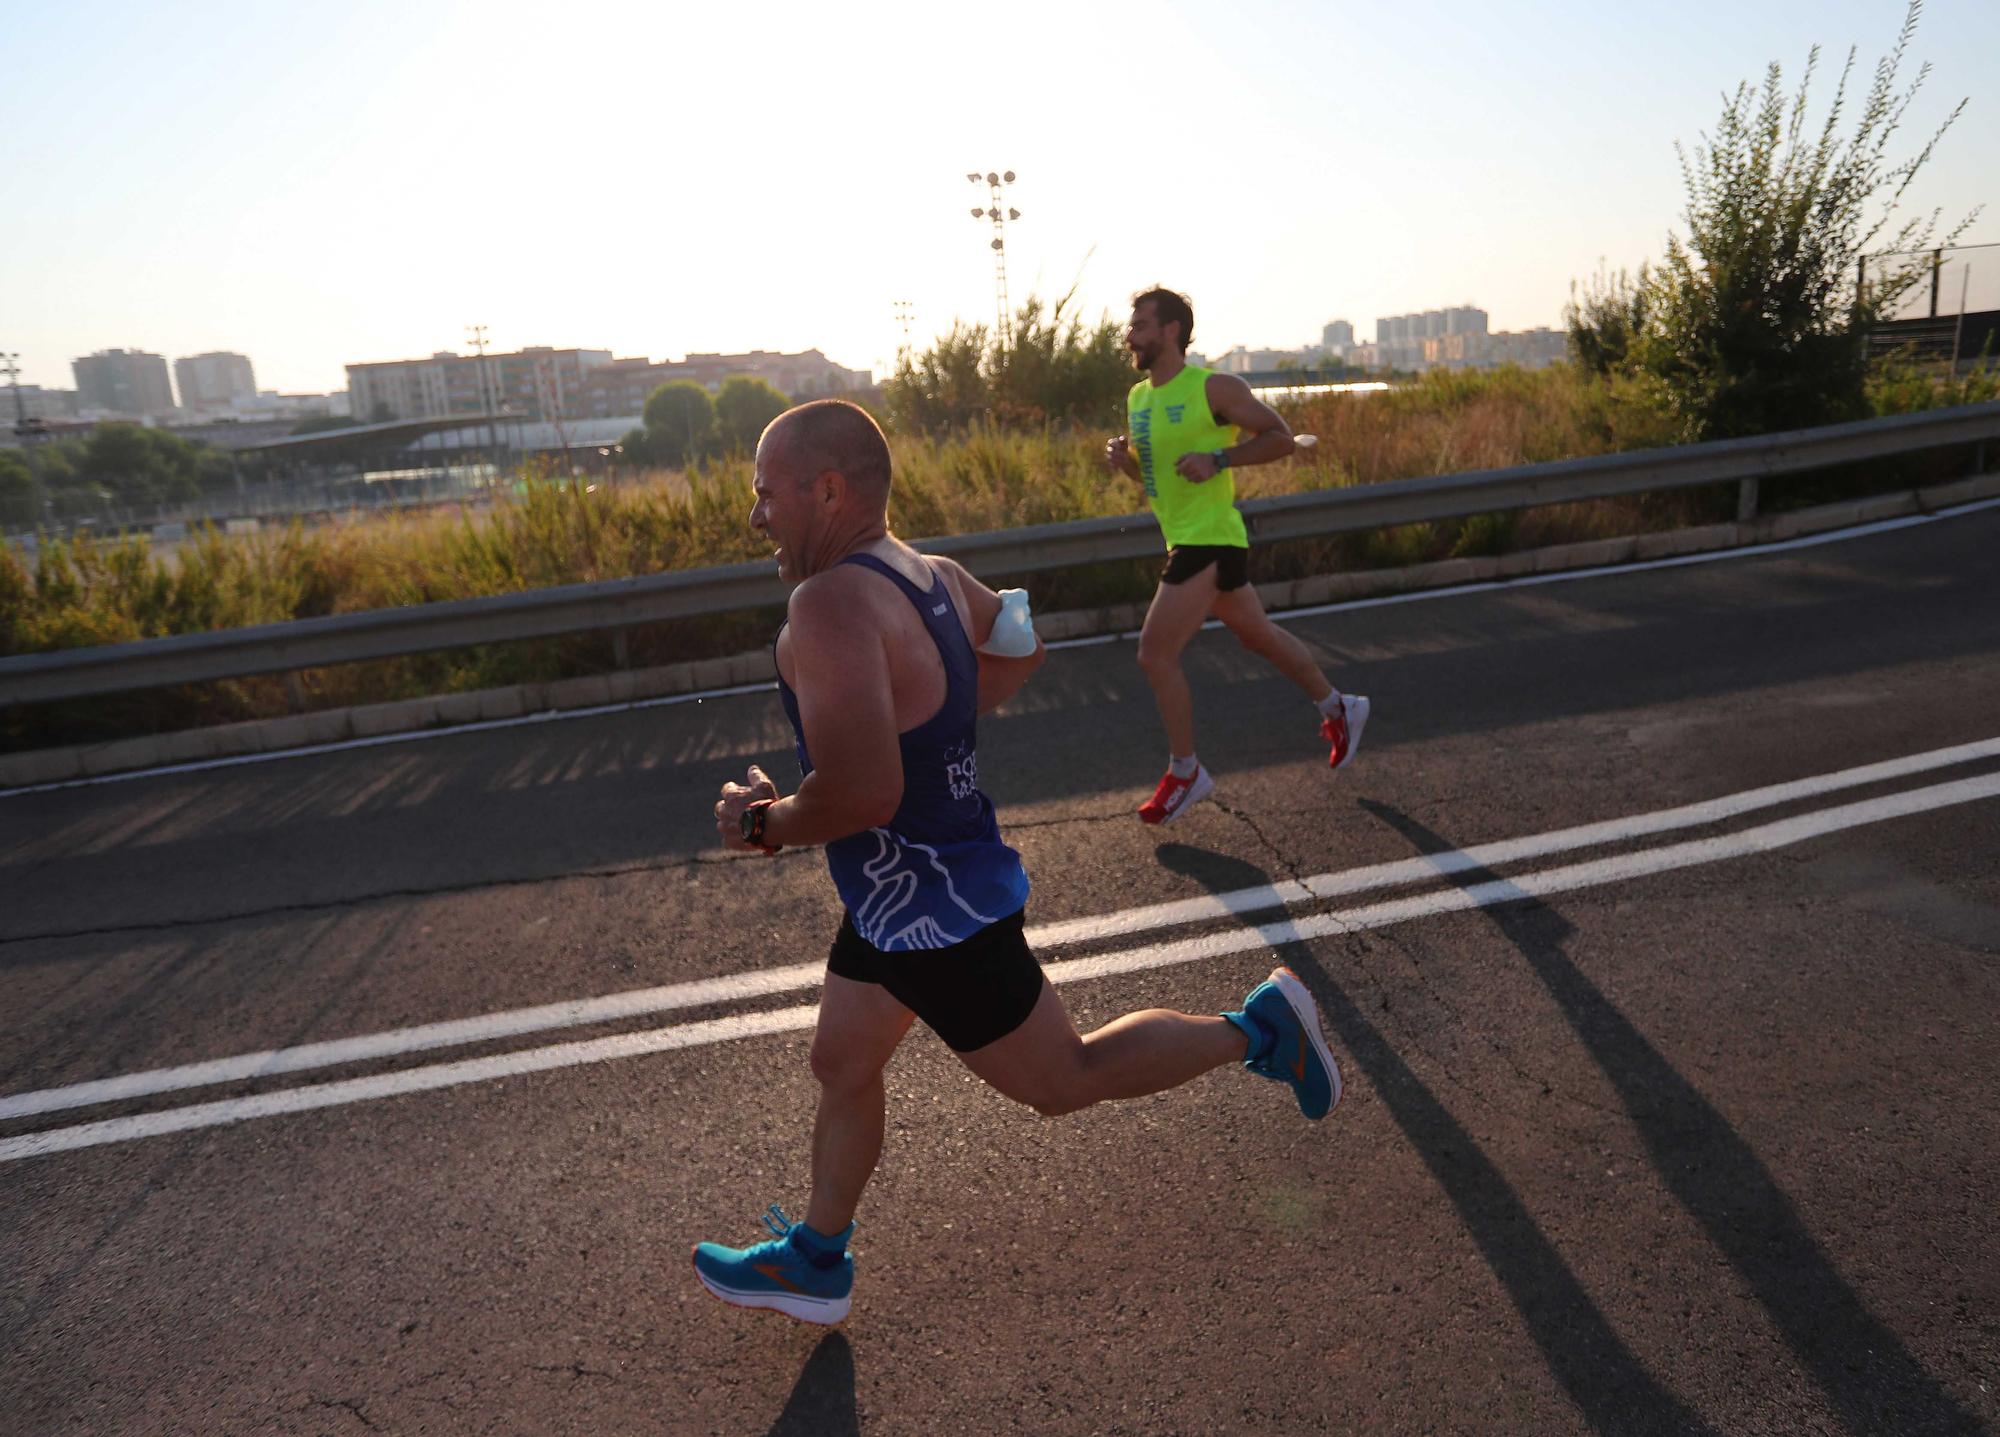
[[980, 588, 1038, 657]]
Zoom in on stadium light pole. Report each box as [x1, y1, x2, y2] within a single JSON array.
[[466, 324, 500, 480], [966, 170, 1020, 347]]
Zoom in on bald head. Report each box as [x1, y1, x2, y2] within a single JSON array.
[[760, 399, 892, 504]]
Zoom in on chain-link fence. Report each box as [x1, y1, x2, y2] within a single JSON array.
[[1861, 242, 1997, 320], [1860, 242, 1999, 367]]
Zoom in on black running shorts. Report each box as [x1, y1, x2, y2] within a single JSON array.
[[1162, 543, 1250, 591], [826, 908, 1046, 1053]]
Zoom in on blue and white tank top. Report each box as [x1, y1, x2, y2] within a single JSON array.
[[777, 552, 1030, 951]]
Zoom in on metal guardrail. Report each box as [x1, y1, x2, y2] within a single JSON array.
[[4, 401, 1997, 707]]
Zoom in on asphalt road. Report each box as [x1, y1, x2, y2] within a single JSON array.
[[3, 505, 1998, 1436]]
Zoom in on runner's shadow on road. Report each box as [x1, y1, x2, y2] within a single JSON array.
[[1153, 841, 1719, 1437], [1357, 799, 1982, 1437], [765, 1332, 858, 1437]]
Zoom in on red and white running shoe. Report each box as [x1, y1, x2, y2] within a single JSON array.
[[1138, 764, 1213, 825], [1321, 694, 1371, 772]]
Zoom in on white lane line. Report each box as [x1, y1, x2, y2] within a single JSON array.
[[8, 734, 1999, 1122], [0, 960, 824, 1121], [0, 1006, 821, 1163], [5, 767, 1996, 1164], [1032, 735, 2000, 948], [7, 495, 1993, 799]]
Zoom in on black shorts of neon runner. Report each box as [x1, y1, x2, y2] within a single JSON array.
[[826, 908, 1046, 1052], [1161, 543, 1250, 591]]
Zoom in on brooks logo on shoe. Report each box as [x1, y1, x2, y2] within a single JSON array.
[[753, 1263, 805, 1293]]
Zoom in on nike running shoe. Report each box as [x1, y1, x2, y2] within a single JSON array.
[[1321, 694, 1371, 772], [1139, 764, 1214, 825], [691, 1205, 853, 1324], [1238, 966, 1342, 1119]]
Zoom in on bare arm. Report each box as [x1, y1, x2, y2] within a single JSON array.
[[1101, 433, 1142, 482], [1174, 373, 1296, 482], [937, 557, 1045, 714], [714, 573, 903, 852]]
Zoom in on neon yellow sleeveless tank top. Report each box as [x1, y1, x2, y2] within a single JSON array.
[[1127, 364, 1248, 549]]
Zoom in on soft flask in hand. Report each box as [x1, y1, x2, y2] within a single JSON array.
[[978, 588, 1037, 657]]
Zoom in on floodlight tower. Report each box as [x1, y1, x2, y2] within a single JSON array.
[[466, 324, 499, 466], [892, 299, 915, 365], [966, 170, 1019, 346]]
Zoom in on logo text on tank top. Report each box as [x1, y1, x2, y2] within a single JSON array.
[[945, 744, 979, 801], [1133, 404, 1155, 497]]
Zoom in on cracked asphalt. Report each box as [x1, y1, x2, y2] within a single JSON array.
[[3, 508, 1999, 1435]]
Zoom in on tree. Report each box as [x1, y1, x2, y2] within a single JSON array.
[[1635, 1, 1973, 438], [713, 375, 791, 453], [885, 288, 1131, 434], [1565, 262, 1652, 378], [885, 322, 990, 432], [642, 380, 715, 466], [0, 450, 38, 529], [616, 425, 654, 467]]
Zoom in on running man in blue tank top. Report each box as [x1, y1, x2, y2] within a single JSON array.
[[692, 400, 1346, 1325]]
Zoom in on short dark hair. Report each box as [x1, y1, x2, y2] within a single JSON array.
[[764, 399, 892, 499], [1132, 286, 1194, 351]]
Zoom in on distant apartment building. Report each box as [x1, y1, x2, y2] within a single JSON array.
[[1322, 319, 1356, 357], [1476, 327, 1567, 369], [173, 352, 258, 413], [1212, 346, 1309, 375], [347, 344, 872, 423], [1355, 308, 1563, 373], [571, 349, 871, 419], [6, 385, 80, 422], [1371, 308, 1489, 370], [72, 349, 176, 416], [346, 347, 613, 422]]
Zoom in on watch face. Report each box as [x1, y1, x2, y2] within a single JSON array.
[[740, 805, 760, 841]]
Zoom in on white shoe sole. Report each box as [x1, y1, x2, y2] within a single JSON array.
[[1332, 696, 1371, 773], [693, 1264, 851, 1325], [1269, 966, 1343, 1115], [1151, 766, 1214, 825]]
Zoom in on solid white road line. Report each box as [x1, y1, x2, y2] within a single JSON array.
[[1031, 735, 2000, 949], [0, 960, 825, 1121], [7, 735, 1999, 1123], [5, 766, 1995, 1164], [6, 496, 1993, 799]]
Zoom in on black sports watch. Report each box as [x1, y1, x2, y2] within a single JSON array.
[[740, 799, 780, 854], [1208, 449, 1231, 471]]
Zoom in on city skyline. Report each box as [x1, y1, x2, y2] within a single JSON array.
[[4, 0, 1993, 395]]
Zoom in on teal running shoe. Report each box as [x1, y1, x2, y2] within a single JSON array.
[[1234, 966, 1343, 1119], [691, 1205, 853, 1324]]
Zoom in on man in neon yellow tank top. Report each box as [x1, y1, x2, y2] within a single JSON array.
[[1103, 286, 1370, 824]]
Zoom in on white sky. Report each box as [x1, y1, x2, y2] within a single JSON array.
[[3, 0, 1995, 394]]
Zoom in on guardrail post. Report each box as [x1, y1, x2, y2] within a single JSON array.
[[285, 672, 306, 714], [612, 627, 630, 669], [1736, 477, 1760, 523]]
